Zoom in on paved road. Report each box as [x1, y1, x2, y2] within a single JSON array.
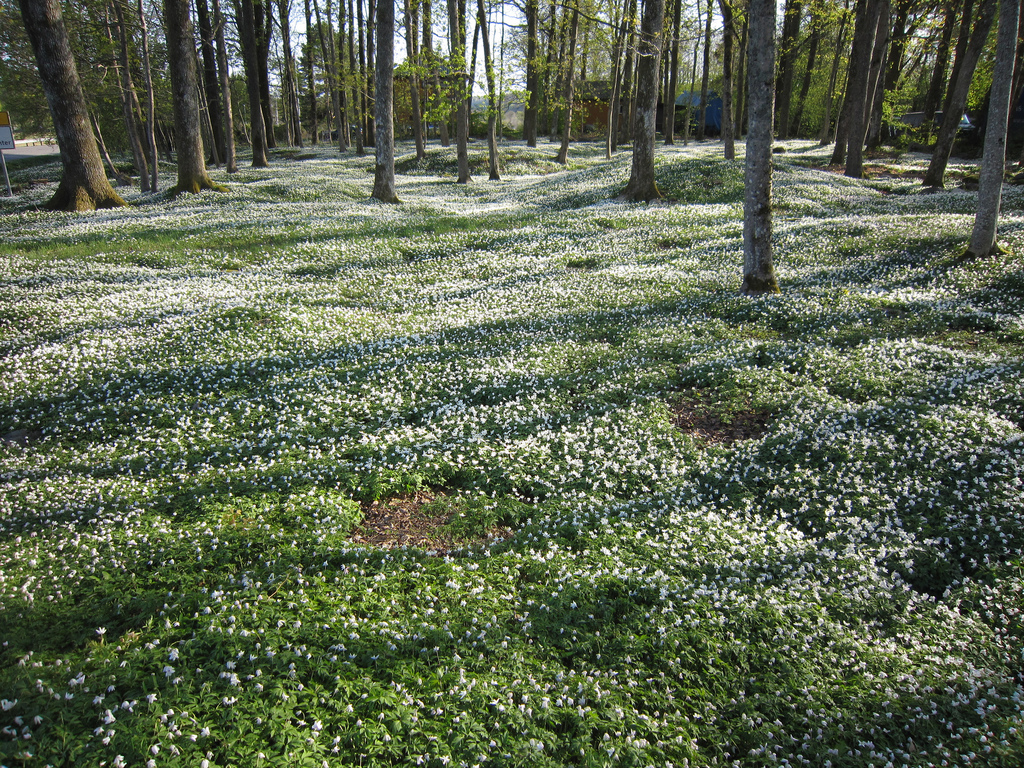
[[1, 142, 60, 162]]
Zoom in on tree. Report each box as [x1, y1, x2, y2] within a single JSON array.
[[719, 0, 736, 159], [663, 0, 682, 144], [775, 0, 802, 139], [923, 0, 997, 187], [696, 0, 712, 140], [213, 0, 238, 171], [741, 0, 779, 295], [476, 0, 500, 178], [372, 0, 399, 201], [447, 0, 470, 182], [17, 0, 125, 211], [555, 0, 581, 165], [165, 0, 225, 194], [524, 0, 540, 146], [236, 0, 271, 165], [618, 0, 665, 199], [197, 0, 227, 160], [966, 0, 1020, 259]]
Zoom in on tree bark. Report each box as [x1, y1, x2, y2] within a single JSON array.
[[213, 0, 238, 171], [944, 0, 976, 117], [819, 0, 850, 145], [348, 0, 364, 154], [197, 0, 226, 159], [697, 0, 712, 140], [775, 0, 802, 139], [734, 9, 747, 138], [842, 0, 883, 178], [967, 0, 1019, 258], [366, 0, 376, 146], [663, 0, 682, 144], [254, 0, 277, 147], [18, 0, 126, 210], [719, 0, 735, 158], [555, 1, 581, 164], [279, 0, 304, 147], [619, 0, 665, 200], [236, 0, 271, 165], [405, 0, 426, 160], [304, 0, 319, 144], [791, 11, 819, 138], [165, 0, 224, 194], [924, 0, 997, 187], [111, 0, 150, 190], [859, 1, 890, 155], [372, 0, 399, 201], [447, 0, 471, 182], [137, 0, 159, 190], [742, 0, 779, 295], [524, 0, 540, 146], [923, 3, 958, 124], [477, 0, 501, 178]]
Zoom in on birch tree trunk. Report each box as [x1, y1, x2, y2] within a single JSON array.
[[741, 0, 779, 295], [967, 0, 1019, 258]]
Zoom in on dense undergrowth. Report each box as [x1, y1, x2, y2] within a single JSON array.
[[1, 140, 1023, 767]]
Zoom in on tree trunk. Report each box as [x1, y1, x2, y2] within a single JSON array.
[[617, 0, 637, 147], [254, 1, 277, 148], [371, 0, 399, 201], [734, 10, 747, 138], [791, 12, 819, 137], [111, 0, 150, 190], [365, 0, 377, 146], [832, 0, 875, 173], [197, 0, 226, 160], [607, 0, 632, 154], [924, 0, 997, 187], [137, 0, 159, 190], [663, 0, 682, 144], [719, 0, 735, 159], [405, 0, 426, 160], [819, 0, 850, 145], [923, 3, 958, 124], [279, 0, 304, 147], [550, 5, 569, 143], [524, 0, 539, 146], [304, 0, 319, 144], [697, 0, 712, 140], [619, 0, 665, 200], [90, 110, 132, 186], [213, 0, 238, 171], [555, 1, 580, 164], [775, 0, 802, 139], [348, 0, 364, 154], [313, 0, 346, 152], [967, 0, 1019, 258], [477, 0, 501, 178], [165, 0, 223, 194], [944, 0, 976, 117], [447, 0, 470, 182], [859, 1, 890, 155], [742, 0, 779, 295], [18, 0, 126, 210], [236, 0, 270, 165]]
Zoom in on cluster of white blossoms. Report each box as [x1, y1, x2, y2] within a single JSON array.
[[1, 140, 1022, 767]]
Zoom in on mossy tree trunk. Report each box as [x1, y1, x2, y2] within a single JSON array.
[[165, 0, 225, 194], [741, 0, 780, 296], [18, 0, 126, 211]]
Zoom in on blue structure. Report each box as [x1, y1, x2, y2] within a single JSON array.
[[674, 91, 723, 133]]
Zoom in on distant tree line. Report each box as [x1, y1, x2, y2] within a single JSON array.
[[5, 0, 1020, 279]]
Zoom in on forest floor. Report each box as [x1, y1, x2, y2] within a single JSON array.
[[1, 139, 1023, 767]]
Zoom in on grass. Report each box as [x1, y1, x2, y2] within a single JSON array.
[[1, 139, 1023, 767]]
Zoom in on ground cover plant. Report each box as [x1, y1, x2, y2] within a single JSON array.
[[1, 139, 1023, 767]]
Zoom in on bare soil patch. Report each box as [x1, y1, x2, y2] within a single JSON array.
[[669, 397, 772, 444], [351, 492, 512, 553]]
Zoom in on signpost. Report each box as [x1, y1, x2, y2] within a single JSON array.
[[0, 111, 13, 196]]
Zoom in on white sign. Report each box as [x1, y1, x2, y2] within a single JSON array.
[[0, 126, 14, 150]]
